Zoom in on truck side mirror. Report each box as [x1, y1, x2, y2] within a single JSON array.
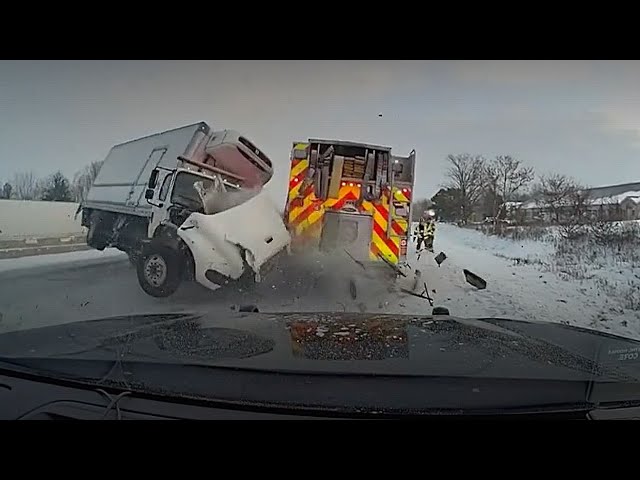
[[145, 188, 154, 200], [148, 169, 159, 189]]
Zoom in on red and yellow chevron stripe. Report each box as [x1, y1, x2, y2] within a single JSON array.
[[394, 187, 412, 203], [391, 186, 412, 258], [284, 144, 411, 265]]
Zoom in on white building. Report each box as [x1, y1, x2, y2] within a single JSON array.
[[516, 181, 640, 223]]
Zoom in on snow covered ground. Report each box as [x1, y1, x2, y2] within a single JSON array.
[[425, 223, 640, 340], [0, 223, 638, 341], [0, 248, 126, 274]]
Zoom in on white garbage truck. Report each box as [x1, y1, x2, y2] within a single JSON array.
[[80, 122, 291, 297]]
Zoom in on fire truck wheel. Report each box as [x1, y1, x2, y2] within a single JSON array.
[[136, 242, 183, 297]]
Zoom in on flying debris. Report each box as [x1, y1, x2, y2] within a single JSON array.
[[463, 269, 487, 290]]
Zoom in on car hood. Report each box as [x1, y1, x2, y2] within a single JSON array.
[[0, 311, 638, 386]]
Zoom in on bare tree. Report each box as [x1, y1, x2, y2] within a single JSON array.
[[71, 160, 103, 202], [534, 174, 583, 223], [560, 188, 593, 239], [34, 177, 48, 200], [569, 187, 592, 219], [12, 171, 38, 200], [534, 173, 591, 238], [444, 154, 486, 223], [585, 195, 625, 245], [481, 164, 500, 217], [482, 156, 534, 230], [1, 182, 12, 199]]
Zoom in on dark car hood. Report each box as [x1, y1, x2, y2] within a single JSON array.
[[0, 310, 639, 387]]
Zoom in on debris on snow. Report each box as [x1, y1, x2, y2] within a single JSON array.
[[463, 269, 487, 290]]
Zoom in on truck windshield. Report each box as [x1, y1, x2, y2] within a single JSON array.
[[171, 172, 213, 210]]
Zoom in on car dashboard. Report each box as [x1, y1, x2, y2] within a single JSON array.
[[2, 370, 639, 420]]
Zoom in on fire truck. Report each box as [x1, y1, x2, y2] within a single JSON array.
[[283, 139, 416, 276]]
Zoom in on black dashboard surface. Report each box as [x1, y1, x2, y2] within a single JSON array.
[[0, 372, 329, 420], [1, 370, 624, 420]]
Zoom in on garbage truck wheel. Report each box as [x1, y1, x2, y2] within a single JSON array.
[[136, 242, 183, 297], [86, 222, 107, 251]]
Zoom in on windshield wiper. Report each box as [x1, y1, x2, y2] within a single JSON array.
[[94, 388, 133, 420]]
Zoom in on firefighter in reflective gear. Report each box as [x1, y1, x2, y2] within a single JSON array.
[[415, 214, 436, 252]]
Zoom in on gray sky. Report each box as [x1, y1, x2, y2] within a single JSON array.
[[1, 60, 640, 201]]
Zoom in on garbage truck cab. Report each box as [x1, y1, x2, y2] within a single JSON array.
[[81, 122, 290, 298], [142, 165, 290, 296]]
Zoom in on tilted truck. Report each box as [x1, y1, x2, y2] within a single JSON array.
[[80, 122, 291, 297], [283, 138, 417, 289]]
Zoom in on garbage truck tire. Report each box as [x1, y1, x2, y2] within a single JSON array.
[[86, 221, 107, 251], [136, 241, 183, 298]]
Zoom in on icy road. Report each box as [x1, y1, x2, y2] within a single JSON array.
[[0, 224, 638, 340]]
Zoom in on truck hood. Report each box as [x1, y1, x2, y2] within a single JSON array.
[[177, 188, 290, 286]]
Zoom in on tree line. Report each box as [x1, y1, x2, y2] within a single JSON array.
[[413, 153, 587, 225], [0, 161, 103, 202]]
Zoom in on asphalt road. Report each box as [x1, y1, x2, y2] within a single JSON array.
[[5, 224, 630, 339], [0, 249, 423, 334]]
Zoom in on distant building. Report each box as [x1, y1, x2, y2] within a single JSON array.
[[515, 181, 640, 223], [620, 195, 640, 220]]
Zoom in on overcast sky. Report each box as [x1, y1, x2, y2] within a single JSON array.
[[1, 60, 640, 201]]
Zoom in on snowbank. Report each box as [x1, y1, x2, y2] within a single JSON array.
[[0, 200, 85, 240], [0, 248, 126, 274], [441, 224, 554, 264], [433, 223, 640, 340]]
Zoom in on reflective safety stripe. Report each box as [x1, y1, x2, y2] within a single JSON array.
[[363, 190, 398, 263], [288, 158, 309, 203], [394, 188, 411, 203], [286, 150, 413, 265]]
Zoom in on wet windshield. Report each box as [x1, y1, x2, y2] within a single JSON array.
[[1, 60, 640, 413]]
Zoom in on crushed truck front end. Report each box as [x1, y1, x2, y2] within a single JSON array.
[[283, 140, 415, 268], [178, 187, 291, 292]]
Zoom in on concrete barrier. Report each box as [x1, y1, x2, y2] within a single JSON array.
[[0, 200, 86, 241]]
